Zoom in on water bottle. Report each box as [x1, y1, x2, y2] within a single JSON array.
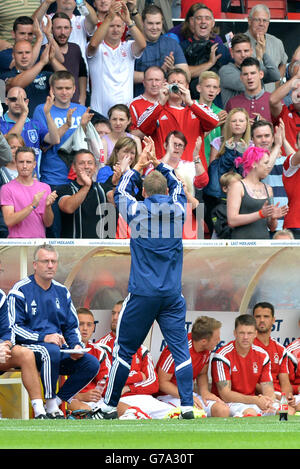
[[279, 392, 288, 421], [96, 375, 108, 395], [76, 0, 89, 16]]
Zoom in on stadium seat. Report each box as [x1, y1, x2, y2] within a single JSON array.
[[226, 0, 287, 18]]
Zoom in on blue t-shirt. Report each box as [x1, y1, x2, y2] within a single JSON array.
[[33, 102, 87, 186], [134, 35, 187, 96]]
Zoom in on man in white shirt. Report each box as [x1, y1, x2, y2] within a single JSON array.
[[87, 1, 146, 117]]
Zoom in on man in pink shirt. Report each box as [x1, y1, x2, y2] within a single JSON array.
[[0, 146, 57, 237]]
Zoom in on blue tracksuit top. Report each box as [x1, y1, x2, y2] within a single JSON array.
[[8, 275, 82, 347], [114, 163, 186, 297], [0, 289, 13, 343]]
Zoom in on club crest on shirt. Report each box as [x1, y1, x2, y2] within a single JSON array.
[[253, 362, 258, 374], [56, 298, 60, 309], [31, 300, 37, 316], [27, 129, 38, 144], [274, 353, 279, 364]]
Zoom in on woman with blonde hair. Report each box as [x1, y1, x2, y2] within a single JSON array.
[[203, 108, 252, 236]]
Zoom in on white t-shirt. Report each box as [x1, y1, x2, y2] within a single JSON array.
[[87, 40, 141, 117]]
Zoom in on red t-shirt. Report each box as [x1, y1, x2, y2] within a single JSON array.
[[254, 337, 289, 392], [282, 153, 300, 228], [211, 340, 272, 397]]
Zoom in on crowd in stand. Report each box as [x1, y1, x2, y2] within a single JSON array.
[[0, 1, 300, 240]]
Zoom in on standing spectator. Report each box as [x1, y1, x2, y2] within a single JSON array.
[[156, 316, 230, 418], [245, 4, 288, 92], [0, 87, 61, 176], [0, 16, 43, 74], [226, 57, 272, 123], [269, 68, 300, 150], [282, 143, 300, 238], [87, 1, 146, 117], [211, 314, 277, 417], [219, 33, 280, 108], [137, 0, 173, 33], [8, 244, 100, 418], [130, 65, 165, 140], [179, 4, 231, 100], [0, 147, 57, 238], [134, 4, 189, 97], [45, 13, 88, 105], [32, 0, 98, 72], [253, 301, 296, 415], [227, 146, 288, 239], [57, 149, 113, 238], [33, 71, 89, 237], [135, 68, 219, 165], [0, 40, 66, 117], [0, 0, 40, 44]]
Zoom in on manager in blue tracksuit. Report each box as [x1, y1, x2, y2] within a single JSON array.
[[92, 139, 194, 420], [8, 244, 99, 418]]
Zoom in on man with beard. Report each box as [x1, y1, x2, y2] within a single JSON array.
[[45, 13, 88, 105], [253, 302, 296, 415]]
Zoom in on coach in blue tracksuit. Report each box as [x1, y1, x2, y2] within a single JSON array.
[[8, 244, 99, 418], [92, 140, 194, 420]]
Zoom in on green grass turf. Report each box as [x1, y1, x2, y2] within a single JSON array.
[[0, 416, 300, 450]]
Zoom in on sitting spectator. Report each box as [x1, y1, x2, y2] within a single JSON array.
[[0, 288, 48, 419], [134, 4, 189, 97], [7, 243, 100, 419], [87, 1, 146, 117], [219, 33, 280, 108], [57, 149, 113, 238], [211, 314, 277, 417], [0, 39, 65, 117], [0, 86, 61, 177], [226, 57, 272, 123], [130, 65, 165, 140], [245, 4, 288, 92], [272, 229, 294, 240], [0, 133, 24, 238], [211, 171, 242, 239], [179, 3, 231, 100], [135, 67, 219, 165], [102, 104, 142, 163], [0, 146, 57, 238], [227, 146, 288, 239], [156, 316, 229, 417]]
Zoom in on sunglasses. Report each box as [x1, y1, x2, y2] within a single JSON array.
[[7, 97, 27, 102]]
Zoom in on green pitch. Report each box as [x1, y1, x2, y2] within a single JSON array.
[[0, 416, 300, 449]]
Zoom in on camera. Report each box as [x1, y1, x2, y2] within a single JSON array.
[[168, 83, 180, 94]]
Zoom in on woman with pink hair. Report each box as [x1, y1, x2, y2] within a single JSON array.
[[227, 146, 289, 239]]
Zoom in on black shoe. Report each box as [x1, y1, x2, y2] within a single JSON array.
[[35, 413, 50, 419], [46, 410, 65, 419], [180, 409, 195, 420], [90, 407, 118, 420]]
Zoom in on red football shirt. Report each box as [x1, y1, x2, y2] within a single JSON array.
[[254, 337, 289, 392]]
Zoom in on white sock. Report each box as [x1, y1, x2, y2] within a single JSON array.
[[181, 406, 194, 413], [101, 403, 117, 412], [31, 399, 46, 417], [45, 398, 60, 413]]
